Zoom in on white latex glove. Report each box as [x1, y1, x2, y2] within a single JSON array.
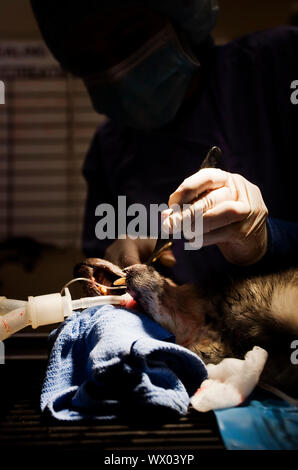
[[166, 168, 269, 265]]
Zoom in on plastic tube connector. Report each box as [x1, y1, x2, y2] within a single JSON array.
[[0, 290, 129, 341], [0, 290, 73, 340], [27, 289, 72, 329]]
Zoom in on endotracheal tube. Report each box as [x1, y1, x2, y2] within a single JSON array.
[[0, 277, 128, 341]]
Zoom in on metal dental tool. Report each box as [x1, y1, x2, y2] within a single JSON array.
[[146, 145, 222, 265], [112, 145, 222, 285]]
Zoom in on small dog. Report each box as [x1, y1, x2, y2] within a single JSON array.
[[75, 259, 298, 396]]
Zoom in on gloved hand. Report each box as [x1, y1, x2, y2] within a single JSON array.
[[105, 237, 176, 268], [166, 168, 268, 266]]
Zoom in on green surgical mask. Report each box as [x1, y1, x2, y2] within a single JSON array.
[[84, 22, 200, 129]]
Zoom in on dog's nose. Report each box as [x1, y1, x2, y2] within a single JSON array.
[[124, 264, 146, 273], [124, 264, 145, 283], [129, 264, 151, 276], [114, 264, 145, 286]]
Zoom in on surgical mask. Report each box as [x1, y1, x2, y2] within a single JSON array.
[[83, 22, 200, 130]]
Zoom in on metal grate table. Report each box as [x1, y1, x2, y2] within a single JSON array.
[[0, 333, 224, 452]]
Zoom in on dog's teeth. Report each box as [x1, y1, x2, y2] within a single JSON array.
[[113, 277, 127, 286]]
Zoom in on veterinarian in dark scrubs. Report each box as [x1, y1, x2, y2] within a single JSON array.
[[31, 0, 298, 284]]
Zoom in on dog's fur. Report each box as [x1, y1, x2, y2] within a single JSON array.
[[75, 259, 298, 395]]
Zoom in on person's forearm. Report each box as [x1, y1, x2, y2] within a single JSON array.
[[243, 217, 298, 274], [220, 216, 298, 279], [264, 217, 298, 265]]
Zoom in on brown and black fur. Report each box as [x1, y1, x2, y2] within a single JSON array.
[[75, 259, 298, 396]]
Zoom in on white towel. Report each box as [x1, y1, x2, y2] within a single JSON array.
[[191, 346, 268, 412]]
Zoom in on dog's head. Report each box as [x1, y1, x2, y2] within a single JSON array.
[[125, 264, 168, 319]]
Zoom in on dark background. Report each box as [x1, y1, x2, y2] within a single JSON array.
[[0, 0, 297, 302]]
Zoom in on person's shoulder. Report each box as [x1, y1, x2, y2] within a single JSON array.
[[95, 118, 130, 142], [230, 25, 298, 54], [90, 118, 121, 150], [95, 117, 116, 139], [92, 118, 139, 159], [215, 26, 298, 71]]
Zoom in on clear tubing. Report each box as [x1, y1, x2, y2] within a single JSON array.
[[72, 295, 125, 310], [60, 277, 126, 295], [0, 289, 128, 342], [0, 297, 27, 315], [0, 307, 30, 341]]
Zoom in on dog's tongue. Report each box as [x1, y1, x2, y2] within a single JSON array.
[[119, 292, 139, 310]]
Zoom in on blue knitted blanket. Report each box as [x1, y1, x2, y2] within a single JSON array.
[[41, 305, 207, 421]]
